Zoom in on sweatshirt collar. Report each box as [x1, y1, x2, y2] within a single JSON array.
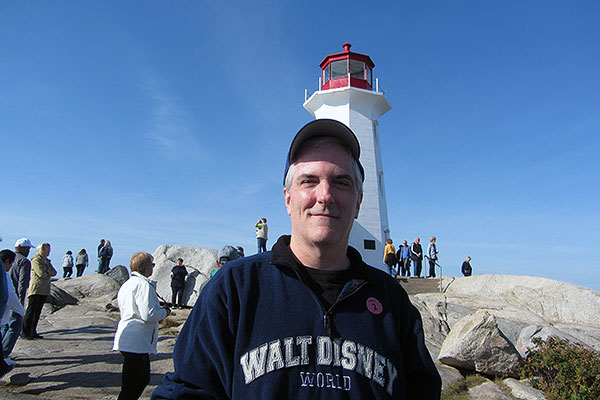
[[270, 235, 370, 282]]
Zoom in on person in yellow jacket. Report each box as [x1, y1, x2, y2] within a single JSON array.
[[22, 243, 57, 339], [383, 238, 396, 276]]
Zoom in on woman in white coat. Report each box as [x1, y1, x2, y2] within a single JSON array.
[[113, 252, 170, 400]]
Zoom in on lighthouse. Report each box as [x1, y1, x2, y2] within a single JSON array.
[[304, 43, 391, 270]]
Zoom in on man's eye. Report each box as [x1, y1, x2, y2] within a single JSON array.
[[334, 180, 352, 188]]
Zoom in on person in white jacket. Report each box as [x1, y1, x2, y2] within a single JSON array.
[[113, 252, 170, 400], [0, 250, 25, 368]]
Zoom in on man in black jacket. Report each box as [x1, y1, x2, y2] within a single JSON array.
[[410, 237, 423, 277]]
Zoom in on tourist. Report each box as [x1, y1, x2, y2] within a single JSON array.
[[99, 240, 113, 274], [75, 249, 88, 277], [0, 250, 25, 367], [411, 237, 423, 277], [0, 242, 13, 377], [62, 250, 74, 278], [235, 246, 245, 257], [427, 236, 439, 278], [209, 246, 240, 279], [23, 242, 57, 340], [396, 240, 411, 277], [1, 238, 34, 361], [152, 119, 441, 399], [462, 256, 472, 277], [255, 217, 268, 253], [170, 258, 188, 308], [113, 252, 170, 400], [97, 239, 105, 273], [383, 238, 396, 276]]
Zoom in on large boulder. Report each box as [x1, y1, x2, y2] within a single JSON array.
[[443, 275, 600, 327], [502, 378, 547, 400], [438, 310, 522, 377], [469, 380, 511, 400], [150, 245, 218, 307], [105, 265, 130, 286], [515, 324, 590, 357], [52, 274, 122, 303], [47, 284, 79, 308]]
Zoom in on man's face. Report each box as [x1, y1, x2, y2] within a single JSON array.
[[403, 241, 407, 246], [415, 238, 420, 244], [284, 142, 362, 249], [16, 246, 31, 257]]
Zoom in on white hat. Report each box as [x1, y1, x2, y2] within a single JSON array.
[[15, 238, 35, 248]]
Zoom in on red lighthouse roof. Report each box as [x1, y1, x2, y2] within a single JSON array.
[[320, 43, 375, 91]]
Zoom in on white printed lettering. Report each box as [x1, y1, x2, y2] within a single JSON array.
[[317, 336, 332, 366], [266, 339, 285, 373], [341, 340, 357, 370], [240, 343, 268, 384], [284, 337, 300, 367], [372, 352, 386, 386], [356, 344, 374, 379]]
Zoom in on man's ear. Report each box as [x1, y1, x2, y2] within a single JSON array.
[[284, 188, 292, 216], [354, 192, 363, 219]]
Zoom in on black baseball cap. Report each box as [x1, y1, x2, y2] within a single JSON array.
[[283, 119, 365, 185]]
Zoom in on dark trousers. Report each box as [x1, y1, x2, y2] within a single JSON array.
[[413, 259, 422, 277], [76, 264, 85, 277], [171, 286, 184, 307], [63, 267, 73, 278], [99, 258, 111, 273], [400, 259, 411, 277], [428, 260, 436, 278], [118, 352, 150, 400], [23, 295, 47, 337]]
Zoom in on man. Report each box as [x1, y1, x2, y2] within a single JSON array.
[[462, 256, 472, 277], [426, 236, 439, 278], [1, 238, 34, 362], [210, 246, 240, 279], [396, 240, 411, 277], [255, 218, 268, 253], [411, 237, 423, 278], [97, 239, 105, 273], [170, 258, 188, 308], [152, 119, 441, 399], [0, 250, 25, 367]]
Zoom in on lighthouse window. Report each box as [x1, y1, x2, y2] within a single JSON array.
[[323, 64, 330, 84], [331, 60, 348, 79], [350, 60, 365, 79], [366, 66, 372, 85]]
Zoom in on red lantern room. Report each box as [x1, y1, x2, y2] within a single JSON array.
[[320, 43, 374, 91]]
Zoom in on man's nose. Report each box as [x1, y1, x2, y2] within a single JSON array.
[[316, 181, 334, 204]]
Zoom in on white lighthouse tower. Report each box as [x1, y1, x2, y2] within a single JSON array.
[[304, 43, 392, 270]]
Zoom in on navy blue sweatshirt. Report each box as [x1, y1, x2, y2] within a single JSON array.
[[152, 236, 441, 399]]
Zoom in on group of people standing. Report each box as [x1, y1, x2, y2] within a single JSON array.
[[60, 239, 113, 278], [384, 236, 440, 278], [0, 237, 58, 378], [61, 249, 90, 278]]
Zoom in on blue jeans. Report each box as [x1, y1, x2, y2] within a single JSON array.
[[257, 238, 267, 253], [413, 259, 422, 277], [1, 311, 23, 357]]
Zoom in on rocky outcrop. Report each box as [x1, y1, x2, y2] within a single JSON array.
[[53, 273, 122, 303], [106, 265, 129, 286], [150, 245, 218, 307], [438, 310, 522, 377], [469, 380, 511, 399], [503, 378, 546, 399]]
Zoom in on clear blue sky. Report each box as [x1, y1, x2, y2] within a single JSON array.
[[2, 2, 599, 289]]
